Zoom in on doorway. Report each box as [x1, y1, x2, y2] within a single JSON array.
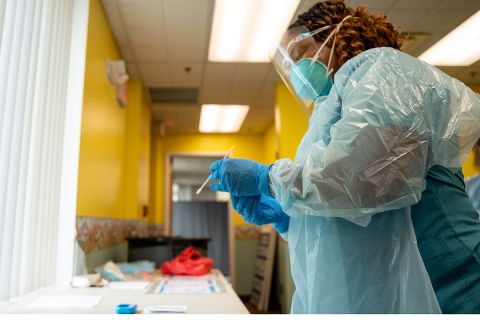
[[164, 153, 236, 286]]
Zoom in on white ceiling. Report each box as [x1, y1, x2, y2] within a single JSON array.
[[102, 0, 480, 134]]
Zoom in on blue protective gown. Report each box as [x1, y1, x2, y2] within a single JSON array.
[[269, 48, 480, 313]]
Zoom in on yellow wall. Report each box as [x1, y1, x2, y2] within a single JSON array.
[[138, 92, 152, 216], [463, 152, 478, 178], [275, 83, 308, 159], [149, 133, 164, 225], [125, 80, 152, 218], [263, 122, 278, 164], [77, 0, 151, 219]]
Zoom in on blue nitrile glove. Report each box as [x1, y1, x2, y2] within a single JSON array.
[[209, 158, 272, 196], [272, 212, 290, 235], [230, 194, 290, 234]]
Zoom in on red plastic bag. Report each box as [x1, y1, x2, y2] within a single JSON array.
[[160, 246, 214, 276]]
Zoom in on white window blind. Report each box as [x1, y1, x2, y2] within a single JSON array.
[[0, 0, 89, 301]]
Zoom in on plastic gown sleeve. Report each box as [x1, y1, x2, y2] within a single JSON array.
[[270, 48, 480, 226]]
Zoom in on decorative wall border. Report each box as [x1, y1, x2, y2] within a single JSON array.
[[76, 217, 260, 255], [76, 216, 149, 254]]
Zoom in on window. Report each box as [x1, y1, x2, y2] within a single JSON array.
[[0, 0, 89, 301]]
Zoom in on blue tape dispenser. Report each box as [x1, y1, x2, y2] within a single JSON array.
[[116, 304, 137, 314]]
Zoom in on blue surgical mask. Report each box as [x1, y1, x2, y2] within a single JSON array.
[[290, 58, 333, 100]]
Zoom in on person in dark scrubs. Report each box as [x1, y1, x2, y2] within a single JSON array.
[[412, 164, 480, 313]]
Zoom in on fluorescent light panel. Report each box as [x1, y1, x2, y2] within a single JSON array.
[[208, 0, 301, 62], [418, 10, 480, 66], [199, 104, 249, 133]]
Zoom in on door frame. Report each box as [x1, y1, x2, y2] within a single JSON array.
[[164, 151, 236, 289]]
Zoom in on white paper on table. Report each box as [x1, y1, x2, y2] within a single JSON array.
[[108, 281, 150, 290], [157, 286, 215, 294], [26, 295, 101, 309], [142, 305, 188, 313], [154, 275, 220, 294]]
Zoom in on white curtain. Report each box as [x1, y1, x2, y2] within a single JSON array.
[[172, 202, 230, 276], [0, 0, 89, 301]]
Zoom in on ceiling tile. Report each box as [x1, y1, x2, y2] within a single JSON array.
[[452, 67, 480, 86], [163, 0, 211, 62], [138, 62, 171, 87], [387, 10, 429, 30], [126, 63, 140, 79], [414, 10, 474, 32], [410, 32, 443, 57], [119, 4, 164, 29], [248, 105, 274, 116], [229, 64, 272, 104], [472, 60, 480, 68], [119, 47, 133, 61], [103, 5, 129, 47], [112, 28, 129, 47], [239, 107, 274, 133], [199, 94, 230, 105], [256, 84, 275, 107], [435, 66, 464, 77], [346, 0, 395, 12], [117, 0, 162, 4], [170, 63, 203, 87], [133, 47, 168, 62], [103, 0, 480, 134], [400, 32, 431, 55], [294, 0, 322, 17], [243, 116, 273, 129], [255, 69, 276, 106], [390, 0, 443, 10], [437, 0, 480, 10], [200, 63, 238, 103], [127, 28, 165, 47], [153, 105, 201, 133], [102, 4, 123, 29], [102, 0, 116, 6], [295, 0, 395, 22]]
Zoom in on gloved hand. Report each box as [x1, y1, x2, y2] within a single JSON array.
[[231, 194, 290, 234], [209, 158, 272, 196], [272, 212, 290, 235]]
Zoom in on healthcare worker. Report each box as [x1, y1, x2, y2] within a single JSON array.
[[466, 139, 480, 215], [210, 0, 480, 314]]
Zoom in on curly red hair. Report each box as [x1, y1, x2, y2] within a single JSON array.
[[289, 0, 403, 67]]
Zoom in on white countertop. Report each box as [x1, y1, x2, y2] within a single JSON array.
[[1, 270, 249, 314]]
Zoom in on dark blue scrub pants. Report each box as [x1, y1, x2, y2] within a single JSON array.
[[412, 165, 480, 313]]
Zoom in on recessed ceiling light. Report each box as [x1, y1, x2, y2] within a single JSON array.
[[418, 10, 480, 66], [208, 0, 301, 62], [199, 104, 249, 133]]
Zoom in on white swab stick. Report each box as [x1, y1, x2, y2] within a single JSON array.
[[196, 174, 212, 195], [195, 145, 235, 195]]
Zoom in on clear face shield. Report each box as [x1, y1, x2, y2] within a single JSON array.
[[270, 16, 351, 117]]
